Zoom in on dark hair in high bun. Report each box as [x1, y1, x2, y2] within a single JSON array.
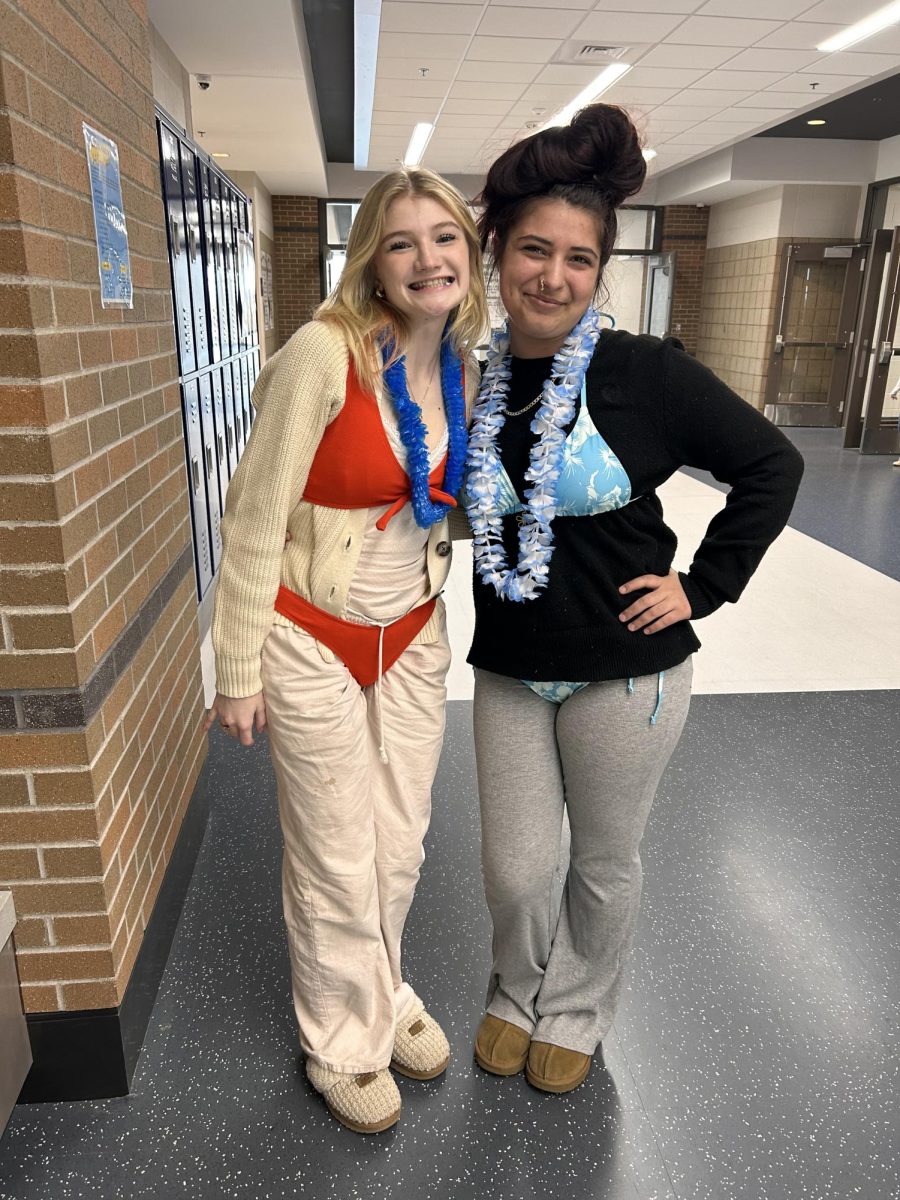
[[477, 103, 646, 274]]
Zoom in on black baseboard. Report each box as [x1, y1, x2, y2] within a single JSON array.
[[17, 752, 210, 1103]]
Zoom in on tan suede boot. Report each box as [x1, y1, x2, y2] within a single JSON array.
[[525, 1041, 591, 1093], [474, 1014, 531, 1076]]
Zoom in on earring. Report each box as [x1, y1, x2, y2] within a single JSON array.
[[375, 283, 385, 299]]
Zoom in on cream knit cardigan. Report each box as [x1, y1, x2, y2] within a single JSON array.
[[212, 320, 463, 699]]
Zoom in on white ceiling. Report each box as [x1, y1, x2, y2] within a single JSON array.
[[369, 0, 900, 182], [148, 0, 900, 199]]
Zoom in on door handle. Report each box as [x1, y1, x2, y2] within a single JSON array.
[[878, 341, 893, 365], [191, 456, 201, 493]]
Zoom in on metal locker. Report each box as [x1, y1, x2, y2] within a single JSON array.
[[198, 374, 223, 571], [222, 188, 240, 358], [232, 359, 246, 455], [182, 380, 214, 596], [210, 369, 229, 514], [198, 165, 221, 365], [158, 124, 196, 375], [221, 359, 239, 475], [239, 355, 253, 443], [249, 349, 260, 428], [178, 141, 210, 370], [210, 174, 230, 362]]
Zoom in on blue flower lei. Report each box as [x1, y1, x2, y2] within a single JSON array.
[[465, 307, 607, 601], [382, 336, 468, 529]]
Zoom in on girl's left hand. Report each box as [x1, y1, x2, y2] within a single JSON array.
[[618, 570, 691, 634]]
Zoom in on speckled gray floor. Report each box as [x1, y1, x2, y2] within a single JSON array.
[[2, 687, 899, 1199], [685, 428, 900, 581]]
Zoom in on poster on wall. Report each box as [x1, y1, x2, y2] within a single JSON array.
[[82, 123, 133, 308], [260, 250, 275, 333]]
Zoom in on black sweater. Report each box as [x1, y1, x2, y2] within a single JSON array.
[[467, 330, 804, 682]]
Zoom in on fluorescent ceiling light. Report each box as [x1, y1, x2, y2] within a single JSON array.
[[354, 0, 381, 169], [543, 63, 632, 130], [807, 119, 826, 126], [643, 148, 657, 161], [817, 1, 900, 52], [211, 152, 230, 158], [403, 123, 434, 167]]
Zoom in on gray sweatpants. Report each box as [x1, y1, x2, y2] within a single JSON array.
[[473, 659, 692, 1055]]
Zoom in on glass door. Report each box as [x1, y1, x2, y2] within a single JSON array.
[[764, 243, 866, 427], [859, 226, 900, 455]]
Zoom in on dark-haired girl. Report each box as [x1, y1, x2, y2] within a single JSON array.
[[466, 104, 803, 1094]]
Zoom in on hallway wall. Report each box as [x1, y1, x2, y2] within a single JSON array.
[[0, 0, 206, 1020]]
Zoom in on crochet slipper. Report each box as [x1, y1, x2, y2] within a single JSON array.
[[391, 993, 450, 1080], [306, 1059, 401, 1133]]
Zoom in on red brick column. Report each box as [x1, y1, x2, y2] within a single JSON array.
[[272, 195, 321, 348], [660, 205, 710, 356]]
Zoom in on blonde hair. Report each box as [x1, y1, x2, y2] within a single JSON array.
[[316, 167, 488, 394]]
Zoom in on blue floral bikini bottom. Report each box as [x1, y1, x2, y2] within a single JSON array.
[[521, 674, 667, 725]]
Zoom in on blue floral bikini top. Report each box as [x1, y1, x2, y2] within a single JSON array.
[[482, 381, 633, 518], [474, 380, 666, 715]]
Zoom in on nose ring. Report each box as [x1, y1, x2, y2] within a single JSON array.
[[539, 276, 546, 293]]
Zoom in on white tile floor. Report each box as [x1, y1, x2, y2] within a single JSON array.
[[200, 469, 900, 707]]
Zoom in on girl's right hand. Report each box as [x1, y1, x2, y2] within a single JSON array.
[[203, 691, 267, 746]]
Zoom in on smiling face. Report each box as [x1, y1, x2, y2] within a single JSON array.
[[497, 197, 603, 358], [373, 194, 470, 331]]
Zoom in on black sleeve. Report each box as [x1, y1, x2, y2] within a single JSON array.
[[659, 339, 804, 619]]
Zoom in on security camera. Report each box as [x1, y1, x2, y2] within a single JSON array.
[[197, 74, 211, 91]]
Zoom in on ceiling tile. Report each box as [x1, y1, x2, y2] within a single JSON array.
[[696, 0, 813, 15], [591, 0, 703, 11], [752, 23, 843, 50], [633, 44, 739, 68], [377, 59, 458, 81], [380, 2, 482, 35], [438, 113, 510, 128], [662, 87, 754, 106], [605, 85, 683, 104], [722, 49, 823, 73], [648, 102, 730, 119], [378, 33, 471, 58], [448, 80, 528, 101], [456, 60, 541, 83], [722, 105, 795, 120], [799, 51, 900, 76], [443, 97, 517, 114], [763, 75, 857, 94], [733, 92, 808, 108], [794, 0, 861, 19], [623, 66, 713, 88], [667, 16, 782, 45], [532, 63, 619, 86], [571, 10, 689, 41], [374, 78, 450, 98], [692, 69, 790, 88], [467, 35, 564, 62], [476, 6, 585, 38]]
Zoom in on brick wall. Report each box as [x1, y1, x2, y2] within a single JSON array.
[[660, 205, 709, 356], [0, 0, 206, 1013], [272, 195, 320, 349]]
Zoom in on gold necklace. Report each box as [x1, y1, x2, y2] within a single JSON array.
[[506, 391, 543, 417], [407, 355, 440, 409]]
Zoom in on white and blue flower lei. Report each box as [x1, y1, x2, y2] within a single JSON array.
[[465, 306, 606, 601], [382, 336, 467, 529]]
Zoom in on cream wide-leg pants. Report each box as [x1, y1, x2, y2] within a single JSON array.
[[260, 613, 451, 1074]]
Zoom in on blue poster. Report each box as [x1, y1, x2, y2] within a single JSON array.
[[83, 123, 133, 308]]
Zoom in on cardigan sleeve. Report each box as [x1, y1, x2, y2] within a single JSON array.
[[211, 321, 349, 696], [659, 339, 804, 619]]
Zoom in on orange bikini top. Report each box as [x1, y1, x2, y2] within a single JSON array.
[[302, 361, 452, 531]]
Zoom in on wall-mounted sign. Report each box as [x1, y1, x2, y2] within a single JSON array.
[[83, 123, 133, 308]]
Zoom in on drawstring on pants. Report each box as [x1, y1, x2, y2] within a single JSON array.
[[625, 671, 666, 725], [375, 624, 388, 763]]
